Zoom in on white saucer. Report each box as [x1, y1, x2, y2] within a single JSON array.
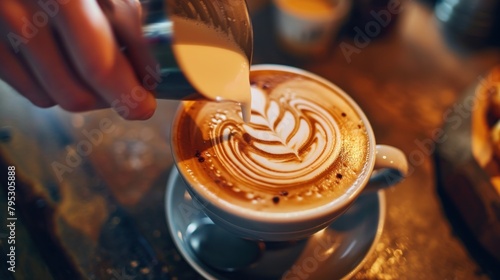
[[165, 168, 385, 280]]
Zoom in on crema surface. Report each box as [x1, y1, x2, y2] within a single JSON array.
[[173, 70, 370, 212]]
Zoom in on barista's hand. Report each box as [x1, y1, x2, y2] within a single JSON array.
[[0, 0, 159, 120]]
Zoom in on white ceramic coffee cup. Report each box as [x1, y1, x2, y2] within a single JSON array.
[[171, 64, 408, 241]]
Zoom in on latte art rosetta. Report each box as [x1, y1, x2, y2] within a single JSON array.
[[173, 70, 370, 212], [210, 82, 341, 187]]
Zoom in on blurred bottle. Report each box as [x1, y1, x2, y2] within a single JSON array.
[[435, 0, 500, 51], [246, 0, 270, 15], [342, 0, 403, 39]]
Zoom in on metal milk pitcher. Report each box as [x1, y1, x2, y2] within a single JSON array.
[[141, 0, 254, 99]]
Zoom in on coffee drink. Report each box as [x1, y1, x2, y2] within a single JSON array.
[[172, 68, 370, 213]]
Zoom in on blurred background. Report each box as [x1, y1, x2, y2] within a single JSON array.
[[1, 0, 500, 279]]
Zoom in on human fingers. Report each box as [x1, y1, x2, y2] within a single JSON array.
[[52, 0, 157, 120], [0, 1, 106, 112], [0, 41, 56, 108], [99, 0, 161, 92]]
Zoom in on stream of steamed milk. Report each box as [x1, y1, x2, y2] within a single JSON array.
[[171, 16, 252, 122]]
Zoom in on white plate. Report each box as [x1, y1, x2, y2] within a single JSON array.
[[166, 168, 385, 280]]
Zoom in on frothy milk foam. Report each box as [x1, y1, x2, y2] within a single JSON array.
[[171, 16, 251, 122], [172, 69, 371, 213]]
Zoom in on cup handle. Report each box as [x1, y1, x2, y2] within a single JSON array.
[[364, 145, 409, 193]]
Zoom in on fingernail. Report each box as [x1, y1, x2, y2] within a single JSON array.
[[139, 108, 155, 120], [139, 95, 157, 120]]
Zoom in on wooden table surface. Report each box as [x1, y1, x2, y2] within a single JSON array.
[[1, 1, 500, 279]]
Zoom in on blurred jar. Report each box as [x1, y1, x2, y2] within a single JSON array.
[[272, 0, 352, 59]]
